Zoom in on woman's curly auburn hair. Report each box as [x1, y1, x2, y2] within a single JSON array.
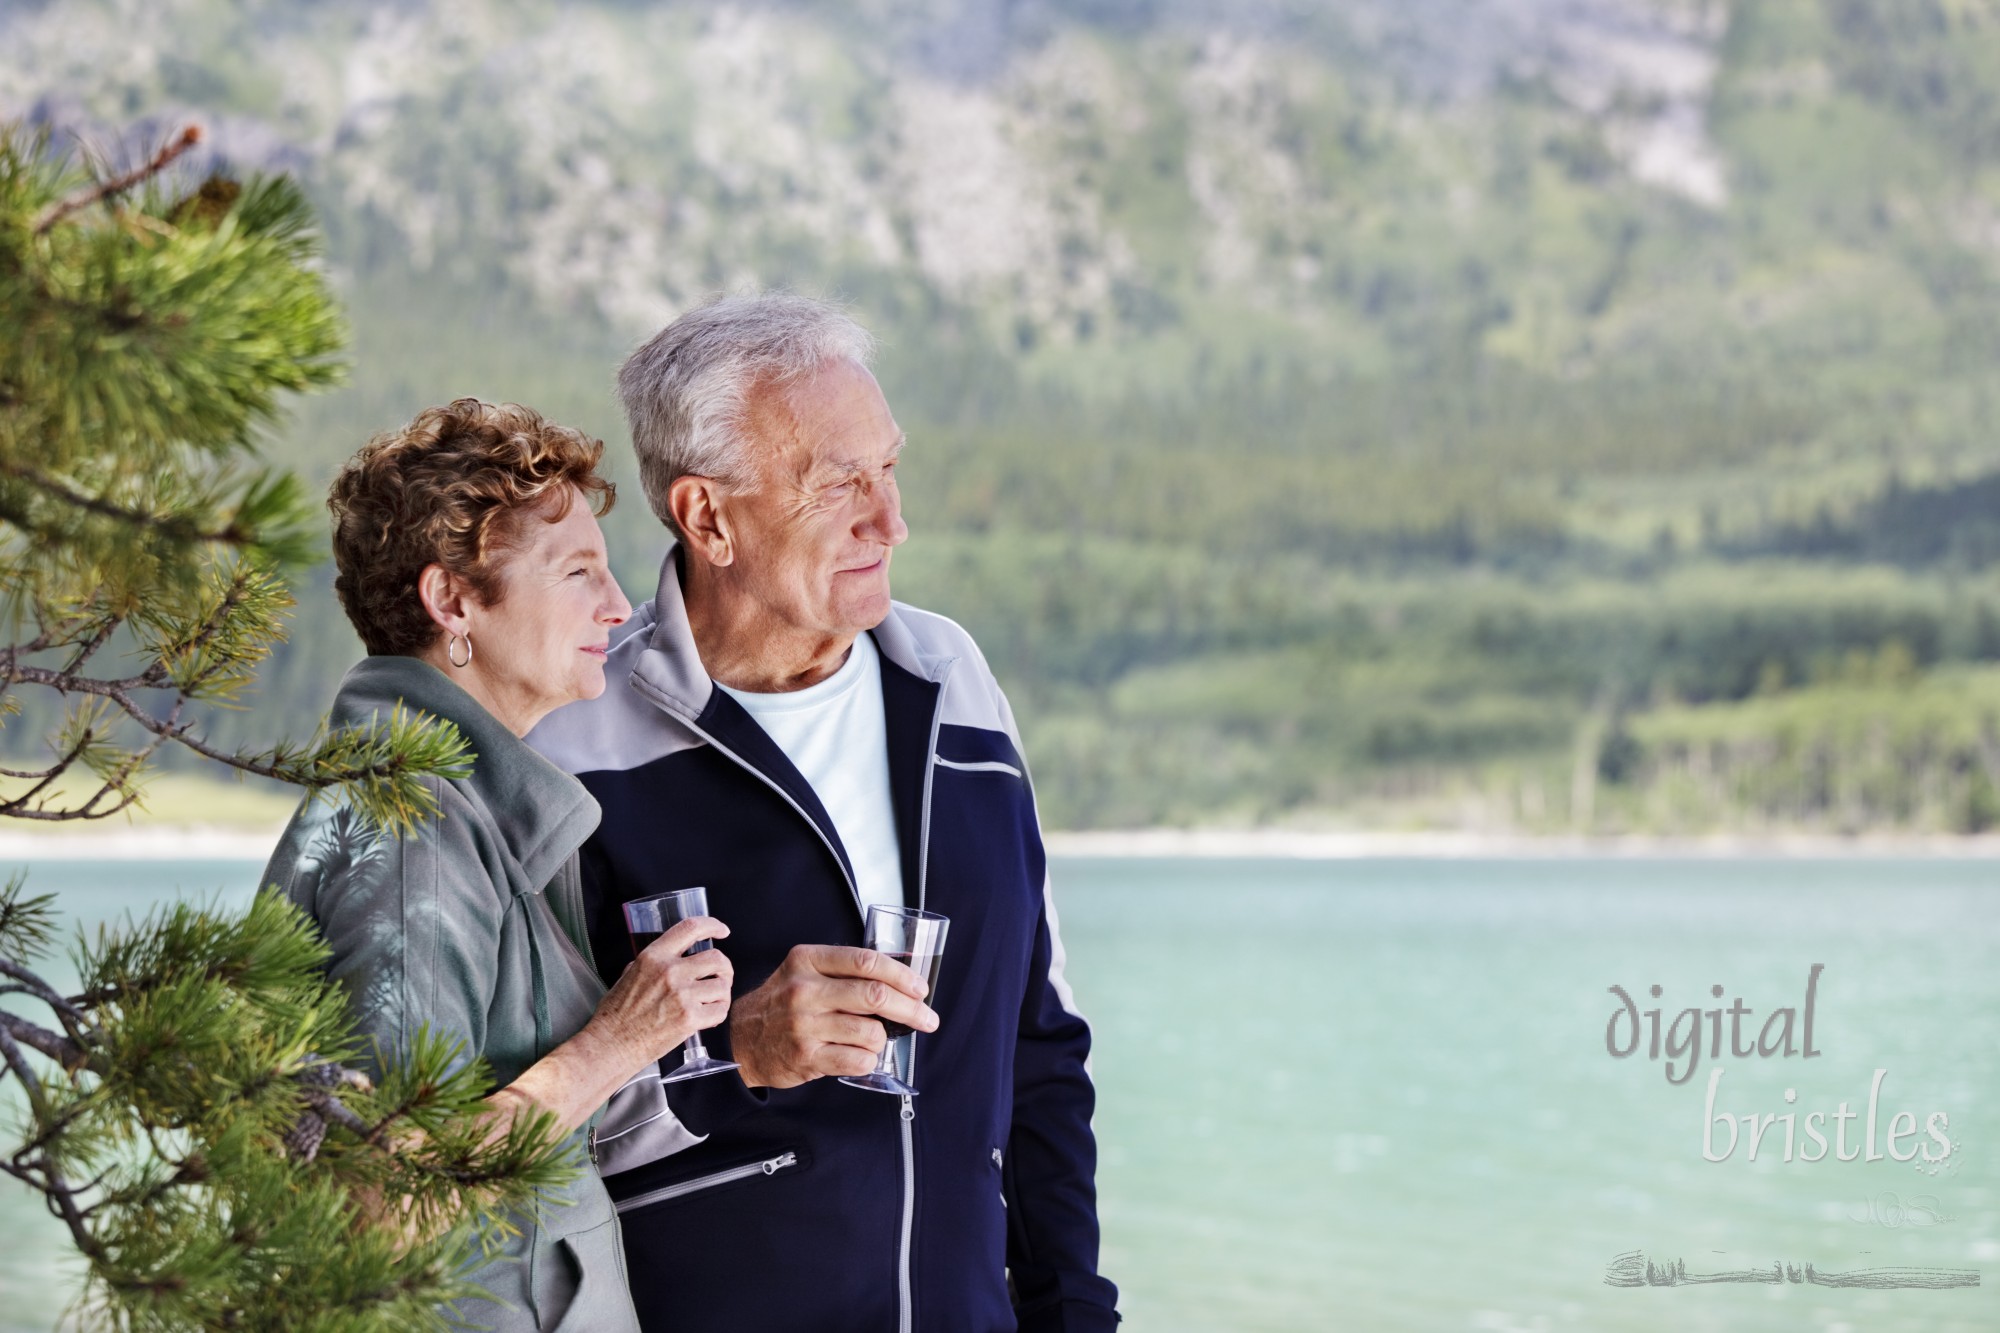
[[329, 398, 616, 658]]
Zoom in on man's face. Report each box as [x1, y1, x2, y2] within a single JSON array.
[[722, 358, 909, 639]]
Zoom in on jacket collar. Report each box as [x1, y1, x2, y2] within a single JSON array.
[[329, 655, 601, 893], [629, 542, 954, 720], [628, 544, 717, 721]]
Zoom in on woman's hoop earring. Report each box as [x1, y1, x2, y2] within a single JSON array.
[[447, 632, 473, 669]]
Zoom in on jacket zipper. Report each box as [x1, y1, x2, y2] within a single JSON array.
[[613, 1151, 798, 1214], [899, 658, 954, 1333]]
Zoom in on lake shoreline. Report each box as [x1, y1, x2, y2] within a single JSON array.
[[13, 824, 2000, 862], [1047, 829, 2000, 859]]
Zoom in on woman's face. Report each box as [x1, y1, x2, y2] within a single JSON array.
[[448, 487, 632, 733]]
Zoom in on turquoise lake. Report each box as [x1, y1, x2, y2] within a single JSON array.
[[0, 856, 1993, 1332]]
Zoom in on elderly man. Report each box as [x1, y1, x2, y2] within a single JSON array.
[[527, 293, 1117, 1333]]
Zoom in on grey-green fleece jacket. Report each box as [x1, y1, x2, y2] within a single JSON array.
[[260, 655, 640, 1333]]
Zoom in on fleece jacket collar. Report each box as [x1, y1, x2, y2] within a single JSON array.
[[328, 655, 600, 894], [627, 543, 955, 722]]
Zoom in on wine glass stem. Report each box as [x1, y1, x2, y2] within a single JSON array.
[[684, 1035, 707, 1064]]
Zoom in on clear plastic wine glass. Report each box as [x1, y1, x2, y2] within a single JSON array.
[[839, 905, 949, 1097], [623, 887, 739, 1084]]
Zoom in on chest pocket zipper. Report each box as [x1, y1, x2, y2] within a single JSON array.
[[614, 1151, 799, 1215]]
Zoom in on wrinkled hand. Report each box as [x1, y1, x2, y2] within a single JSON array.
[[589, 916, 734, 1065], [730, 944, 938, 1089]]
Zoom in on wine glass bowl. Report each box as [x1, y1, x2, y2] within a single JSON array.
[[623, 887, 739, 1084], [840, 905, 949, 1097]]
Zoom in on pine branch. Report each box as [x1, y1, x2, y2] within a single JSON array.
[[0, 1022, 102, 1259], [0, 626, 57, 671], [33, 126, 202, 234], [0, 760, 75, 780], [5, 663, 164, 695], [0, 697, 165, 822], [138, 560, 292, 700], [0, 774, 147, 822], [0, 1009, 84, 1067], [0, 959, 93, 1032], [0, 121, 576, 1329], [9, 1097, 95, 1165], [73, 733, 164, 817], [58, 614, 123, 675], [361, 1089, 433, 1152], [0, 675, 470, 829], [46, 771, 150, 824], [0, 877, 59, 961], [0, 724, 94, 818], [0, 892, 582, 1330], [0, 460, 268, 551], [0, 599, 111, 678], [0, 1017, 52, 1121], [98, 684, 303, 776]]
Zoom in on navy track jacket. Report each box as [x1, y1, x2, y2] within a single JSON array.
[[527, 551, 1118, 1333]]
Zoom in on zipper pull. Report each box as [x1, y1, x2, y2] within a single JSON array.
[[900, 1094, 915, 1123], [762, 1151, 797, 1175], [587, 1126, 599, 1166]]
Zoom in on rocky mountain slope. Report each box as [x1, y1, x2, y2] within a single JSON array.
[[7, 0, 1743, 365], [13, 1, 2000, 833]]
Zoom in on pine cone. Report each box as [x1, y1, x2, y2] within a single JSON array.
[[282, 1110, 327, 1163]]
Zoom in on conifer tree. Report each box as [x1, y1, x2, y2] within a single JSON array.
[[0, 124, 576, 1329]]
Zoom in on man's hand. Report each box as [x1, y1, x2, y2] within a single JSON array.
[[730, 944, 939, 1089]]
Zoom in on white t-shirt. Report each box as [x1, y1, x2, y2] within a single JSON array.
[[715, 633, 906, 916]]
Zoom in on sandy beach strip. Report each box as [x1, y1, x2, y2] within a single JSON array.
[[0, 826, 290, 862]]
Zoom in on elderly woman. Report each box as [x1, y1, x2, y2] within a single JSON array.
[[261, 399, 729, 1332]]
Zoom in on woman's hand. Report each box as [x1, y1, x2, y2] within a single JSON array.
[[590, 915, 734, 1060], [491, 915, 733, 1138]]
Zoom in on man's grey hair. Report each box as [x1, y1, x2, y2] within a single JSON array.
[[618, 292, 877, 537]]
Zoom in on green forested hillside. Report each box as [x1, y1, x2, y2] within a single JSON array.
[[9, 0, 2000, 832]]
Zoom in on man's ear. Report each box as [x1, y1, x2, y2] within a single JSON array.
[[670, 475, 734, 568], [417, 563, 474, 635]]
